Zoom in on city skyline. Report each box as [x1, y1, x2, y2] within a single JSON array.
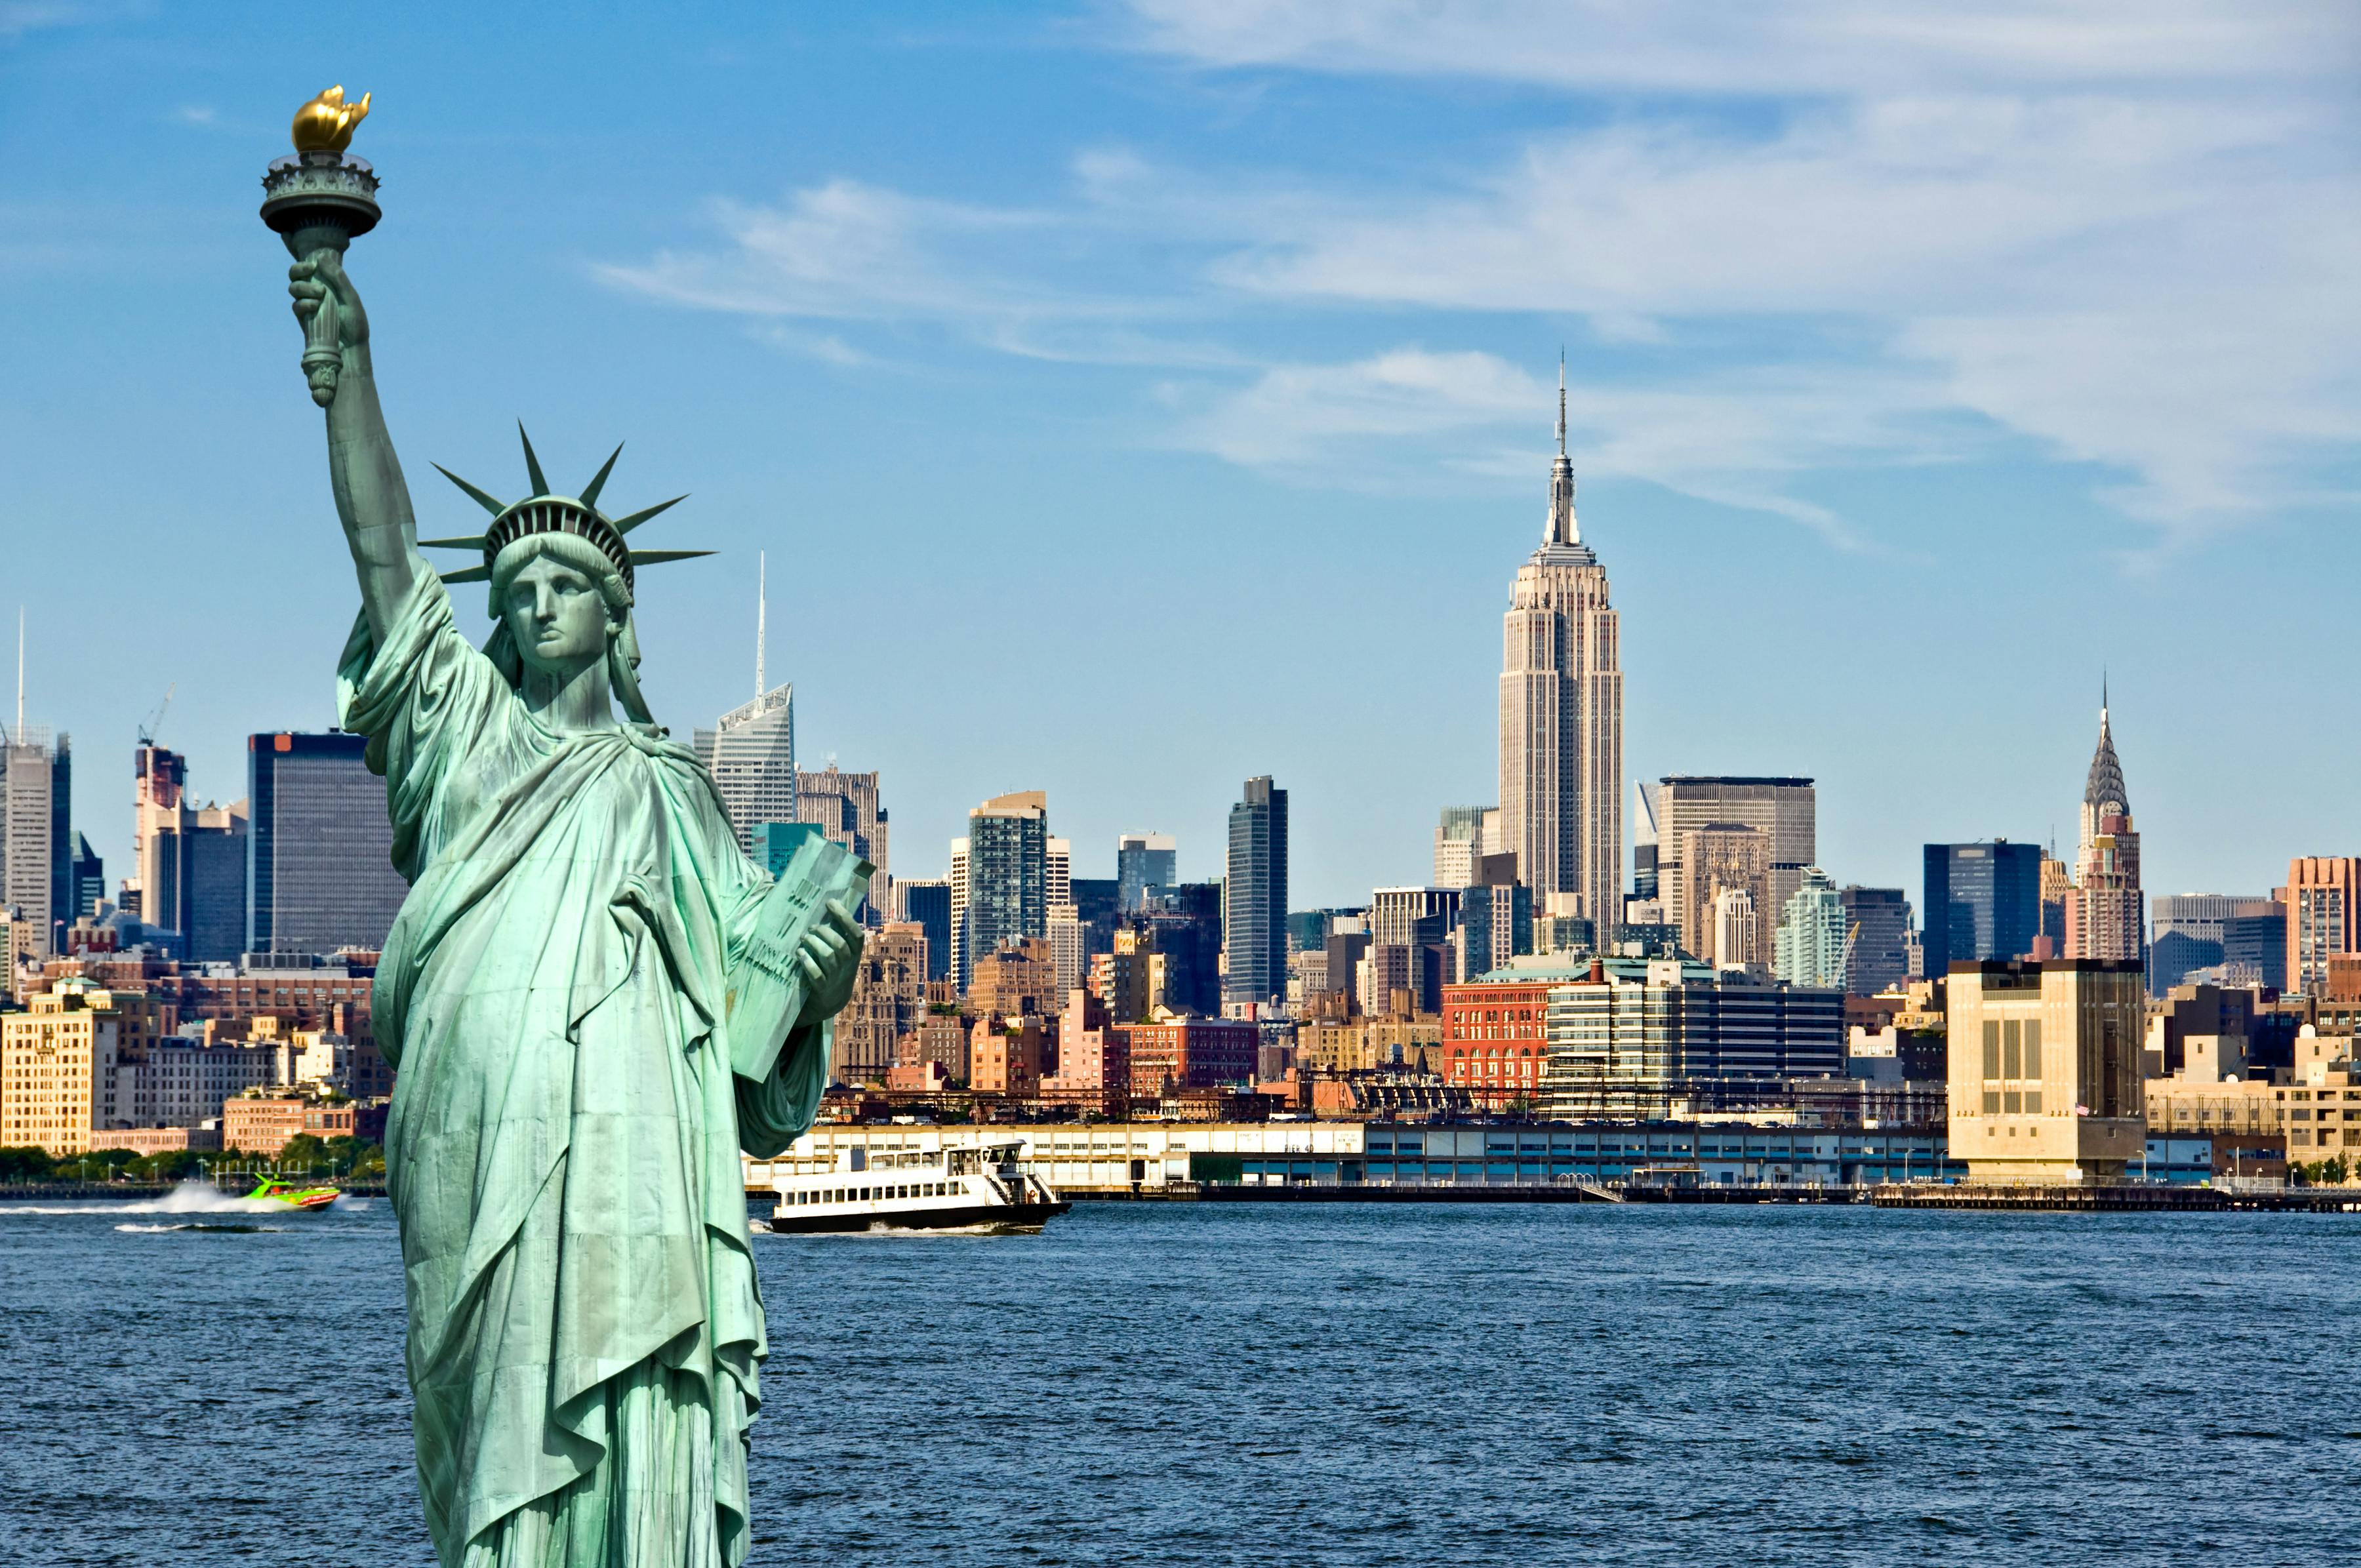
[[3, 7, 2354, 910]]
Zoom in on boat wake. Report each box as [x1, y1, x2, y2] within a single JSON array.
[[1, 1180, 311, 1217], [114, 1221, 285, 1234]]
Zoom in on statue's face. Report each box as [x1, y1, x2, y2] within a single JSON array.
[[503, 554, 614, 676]]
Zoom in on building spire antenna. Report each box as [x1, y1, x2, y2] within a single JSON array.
[[13, 605, 22, 742], [756, 550, 767, 698], [1556, 348, 1567, 458]]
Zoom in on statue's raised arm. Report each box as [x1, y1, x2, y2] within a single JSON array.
[[289, 251, 420, 643]]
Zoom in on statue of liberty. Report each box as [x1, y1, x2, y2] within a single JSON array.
[[285, 229, 865, 1565]]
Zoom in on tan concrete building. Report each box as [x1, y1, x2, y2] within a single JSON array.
[[1678, 824, 1772, 967], [1498, 375, 1623, 929], [832, 921, 928, 1085], [1947, 959, 2145, 1182], [2145, 1028, 2358, 1156], [0, 982, 179, 1156]]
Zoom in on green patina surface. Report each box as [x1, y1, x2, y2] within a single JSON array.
[[279, 169, 863, 1567]]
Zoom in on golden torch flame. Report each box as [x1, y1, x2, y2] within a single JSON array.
[[292, 85, 372, 154]]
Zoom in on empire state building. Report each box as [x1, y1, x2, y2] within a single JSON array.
[[1499, 367, 1623, 931]]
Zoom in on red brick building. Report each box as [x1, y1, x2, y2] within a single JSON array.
[[222, 1094, 388, 1157], [1119, 1018, 1259, 1096], [1442, 978, 1558, 1110]]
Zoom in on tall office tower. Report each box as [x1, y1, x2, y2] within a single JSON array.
[[1045, 837, 1072, 912], [1676, 823, 1773, 967], [954, 791, 1048, 990], [1, 724, 54, 959], [2065, 695, 2141, 962], [1499, 365, 1622, 929], [1047, 906, 1091, 998], [130, 742, 249, 963], [1116, 833, 1177, 914], [68, 834, 102, 920], [2284, 857, 2361, 997], [1433, 805, 1488, 889], [893, 878, 953, 984], [1653, 778, 1815, 942], [1630, 782, 1659, 904], [46, 733, 69, 950], [1775, 868, 1846, 988], [832, 921, 928, 1085], [796, 765, 887, 921], [1923, 841, 2042, 978], [2225, 896, 2288, 992], [246, 731, 407, 956], [1140, 882, 1224, 1018], [1070, 877, 1120, 952], [1838, 885, 1912, 995], [1710, 886, 1760, 970], [2037, 854, 2072, 957], [1371, 887, 1461, 949], [1224, 777, 1287, 1010], [695, 683, 795, 859]]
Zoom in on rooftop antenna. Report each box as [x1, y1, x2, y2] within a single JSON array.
[[12, 606, 21, 742], [756, 550, 766, 698], [1556, 348, 1567, 457]]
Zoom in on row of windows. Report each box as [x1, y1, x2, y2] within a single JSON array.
[[785, 1181, 959, 1205]]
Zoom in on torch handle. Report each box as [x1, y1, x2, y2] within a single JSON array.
[[300, 264, 342, 407], [283, 224, 353, 408]]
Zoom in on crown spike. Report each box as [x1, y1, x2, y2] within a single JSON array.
[[433, 464, 508, 517], [579, 443, 625, 509], [518, 423, 550, 497], [418, 534, 488, 550], [611, 495, 687, 534], [439, 565, 492, 585], [626, 550, 714, 567]]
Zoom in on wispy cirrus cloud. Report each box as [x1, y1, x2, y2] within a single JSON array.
[[597, 1, 2361, 548]]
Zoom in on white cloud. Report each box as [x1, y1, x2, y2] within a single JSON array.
[[596, 3, 2360, 547], [1119, 0, 2352, 94], [1175, 346, 1943, 546]]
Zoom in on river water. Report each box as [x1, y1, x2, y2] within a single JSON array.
[[2, 1188, 2356, 1566]]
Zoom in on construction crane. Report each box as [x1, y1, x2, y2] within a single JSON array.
[[1835, 920, 1861, 991], [137, 683, 175, 746]]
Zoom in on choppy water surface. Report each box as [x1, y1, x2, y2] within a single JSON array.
[[3, 1189, 2357, 1566]]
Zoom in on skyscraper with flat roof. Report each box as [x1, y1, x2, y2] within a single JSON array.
[[1, 725, 54, 958], [1653, 778, 1815, 944], [1499, 365, 1622, 929], [2284, 858, 2360, 997], [1224, 776, 1287, 1011], [1838, 885, 1912, 996], [247, 731, 407, 955], [1116, 833, 1177, 915], [796, 764, 885, 922], [893, 878, 953, 984], [1923, 841, 2042, 979], [954, 791, 1048, 990]]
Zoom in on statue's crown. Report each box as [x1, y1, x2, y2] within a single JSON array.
[[420, 426, 708, 595]]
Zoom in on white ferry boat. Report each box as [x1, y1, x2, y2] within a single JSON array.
[[763, 1140, 1071, 1235]]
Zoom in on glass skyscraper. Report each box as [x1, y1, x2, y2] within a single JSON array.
[[894, 877, 954, 984], [1922, 841, 2042, 979], [1116, 832, 1177, 915], [1223, 776, 1287, 1010], [247, 731, 408, 955]]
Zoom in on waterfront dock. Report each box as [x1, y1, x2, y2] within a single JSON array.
[[1872, 1182, 2361, 1213]]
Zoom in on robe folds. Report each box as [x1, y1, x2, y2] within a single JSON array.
[[338, 571, 827, 1568]]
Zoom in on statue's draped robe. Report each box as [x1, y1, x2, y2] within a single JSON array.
[[339, 573, 827, 1567]]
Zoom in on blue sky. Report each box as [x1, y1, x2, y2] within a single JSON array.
[[3, 2, 2356, 910]]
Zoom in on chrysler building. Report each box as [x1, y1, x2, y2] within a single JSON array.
[[1499, 363, 1624, 932]]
